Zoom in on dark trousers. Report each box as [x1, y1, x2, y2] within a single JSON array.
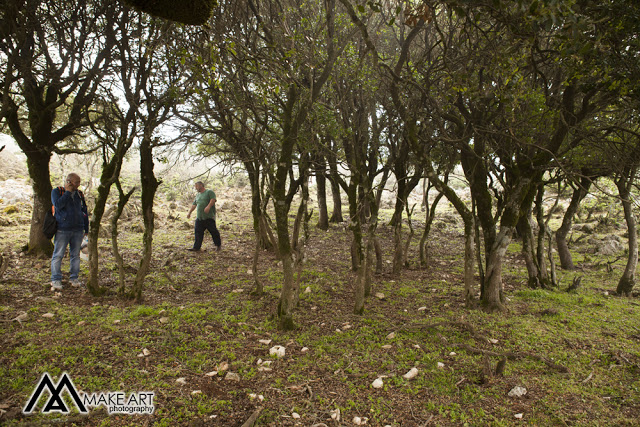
[[194, 218, 221, 250]]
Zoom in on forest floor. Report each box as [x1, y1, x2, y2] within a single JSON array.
[[0, 185, 639, 426]]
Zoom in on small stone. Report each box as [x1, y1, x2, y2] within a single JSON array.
[[386, 332, 396, 340], [259, 339, 272, 345], [225, 372, 240, 382], [301, 347, 309, 353], [403, 367, 419, 380], [381, 345, 392, 349], [514, 413, 524, 419], [232, 288, 244, 293], [159, 317, 169, 324], [12, 312, 28, 322], [77, 321, 86, 326], [191, 390, 202, 395], [292, 412, 300, 419], [218, 362, 229, 372], [417, 306, 427, 311], [205, 371, 218, 377], [508, 386, 527, 397], [413, 345, 421, 349], [304, 286, 311, 293], [437, 362, 445, 369], [113, 319, 121, 324], [371, 377, 384, 388], [331, 408, 341, 421], [375, 292, 385, 300], [353, 416, 363, 425], [489, 338, 499, 344], [449, 352, 457, 356], [269, 345, 286, 358], [142, 348, 151, 356], [42, 313, 54, 318], [176, 377, 187, 385]]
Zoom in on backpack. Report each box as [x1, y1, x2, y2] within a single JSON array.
[[42, 187, 86, 240]]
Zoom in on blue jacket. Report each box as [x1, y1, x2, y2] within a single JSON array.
[[51, 187, 88, 233]]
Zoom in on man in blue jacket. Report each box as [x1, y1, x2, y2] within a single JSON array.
[[50, 173, 89, 291]]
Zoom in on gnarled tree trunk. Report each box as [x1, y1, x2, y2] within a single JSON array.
[[556, 177, 591, 270], [616, 169, 637, 296]]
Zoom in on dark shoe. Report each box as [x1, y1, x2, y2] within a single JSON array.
[[216, 246, 221, 252], [187, 247, 201, 252]]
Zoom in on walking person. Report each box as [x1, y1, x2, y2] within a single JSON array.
[[50, 173, 88, 291], [187, 181, 222, 252]]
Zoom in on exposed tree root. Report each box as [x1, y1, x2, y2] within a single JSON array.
[[402, 321, 569, 373]]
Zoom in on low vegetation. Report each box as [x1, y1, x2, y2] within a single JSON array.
[[0, 183, 639, 426]]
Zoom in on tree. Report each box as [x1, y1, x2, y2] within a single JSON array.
[[0, 0, 118, 255]]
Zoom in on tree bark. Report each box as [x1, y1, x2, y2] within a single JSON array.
[[131, 137, 159, 302], [314, 153, 329, 230], [87, 158, 120, 296], [556, 177, 591, 270], [112, 183, 135, 294], [327, 146, 344, 223], [616, 170, 637, 296], [25, 150, 54, 255], [483, 227, 511, 312]]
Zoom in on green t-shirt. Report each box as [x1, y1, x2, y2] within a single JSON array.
[[193, 189, 216, 220]]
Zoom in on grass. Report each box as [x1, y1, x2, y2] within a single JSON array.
[[0, 192, 639, 426]]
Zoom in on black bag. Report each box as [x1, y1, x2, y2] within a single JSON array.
[[42, 187, 65, 240], [43, 210, 57, 239]]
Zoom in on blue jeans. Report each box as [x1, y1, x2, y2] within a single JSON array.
[[193, 218, 221, 250], [51, 229, 84, 281]]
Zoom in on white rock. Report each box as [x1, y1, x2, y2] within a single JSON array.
[[259, 339, 272, 345], [514, 413, 524, 419], [403, 368, 419, 380], [417, 306, 427, 311], [205, 371, 218, 377], [176, 377, 187, 385], [142, 348, 151, 356], [304, 286, 312, 293], [218, 362, 229, 372], [225, 372, 240, 381], [330, 408, 341, 421], [232, 288, 244, 293], [137, 353, 145, 358], [386, 332, 396, 340], [269, 345, 286, 358], [113, 319, 121, 324], [159, 317, 169, 324], [489, 338, 499, 344], [375, 292, 385, 299], [292, 412, 300, 419], [301, 347, 309, 353], [437, 362, 445, 369], [247, 269, 253, 275], [191, 390, 202, 395], [449, 352, 457, 356], [77, 321, 86, 326], [381, 345, 392, 349], [353, 416, 363, 425], [413, 344, 421, 349], [12, 312, 28, 322], [371, 377, 384, 388], [508, 386, 527, 397], [42, 313, 54, 318]]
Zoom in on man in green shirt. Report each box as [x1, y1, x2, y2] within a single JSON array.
[[187, 181, 222, 251]]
